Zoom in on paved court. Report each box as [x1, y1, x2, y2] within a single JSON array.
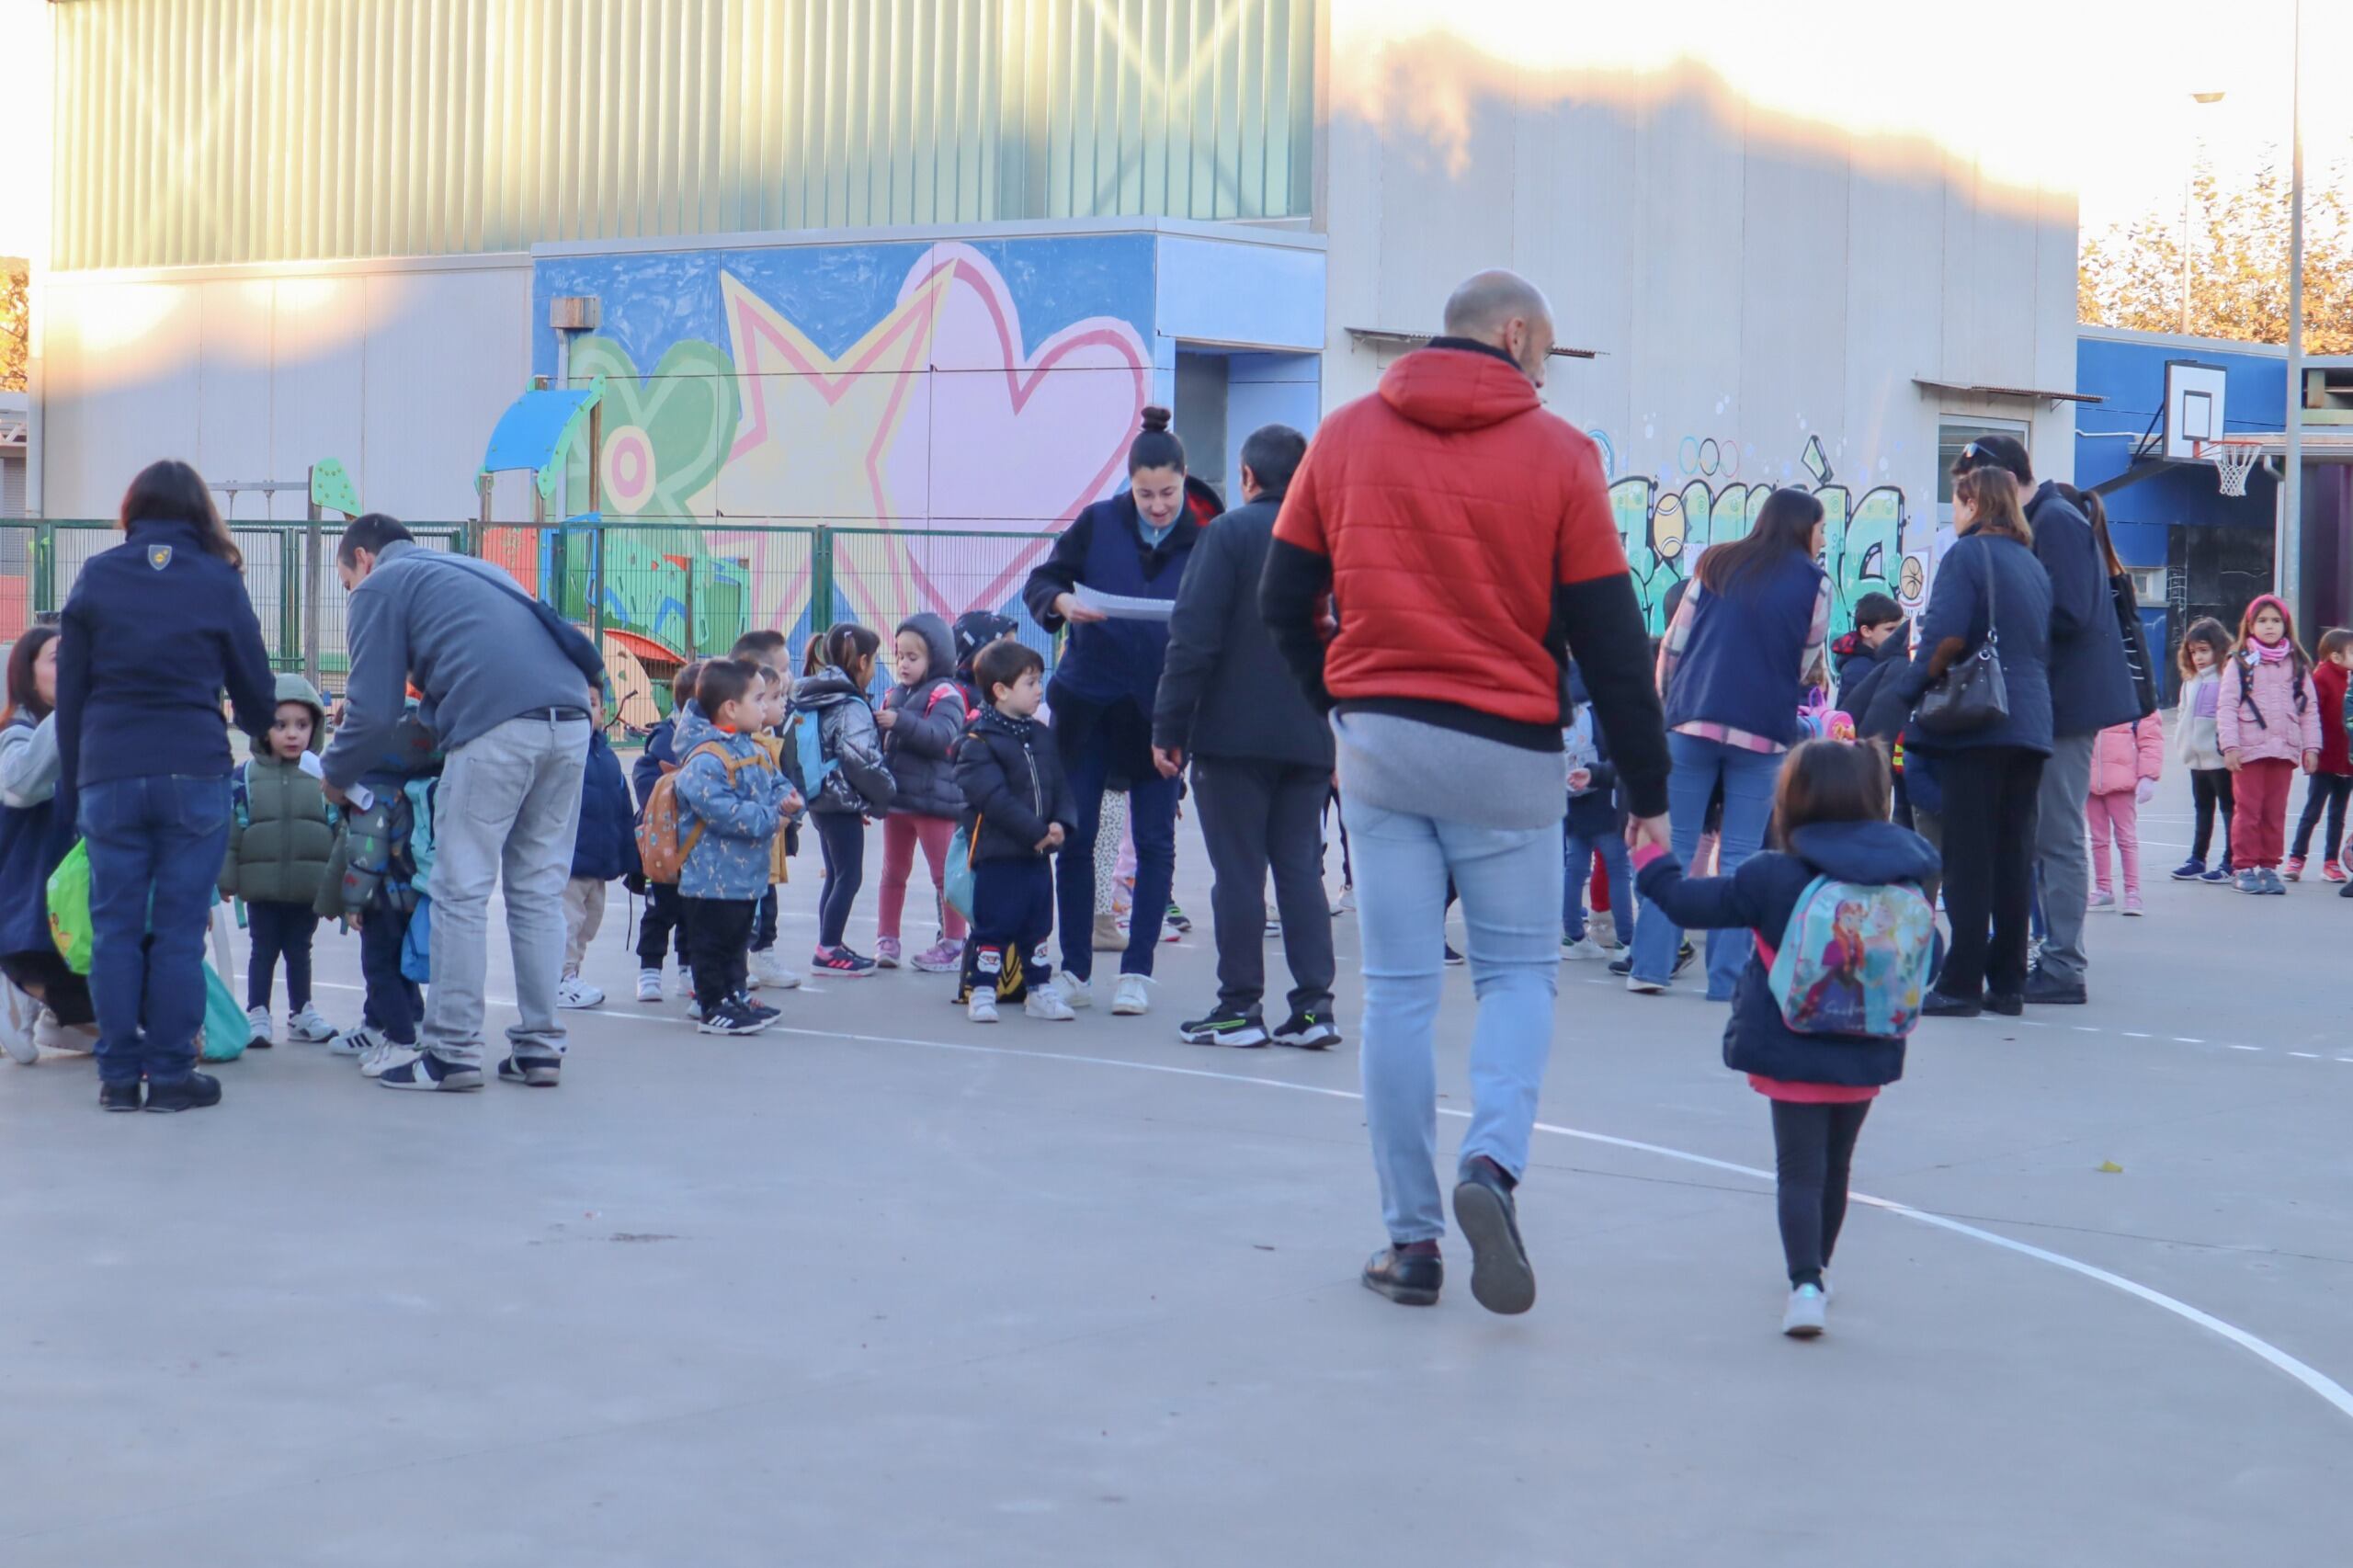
[[5, 801, 2351, 1565]]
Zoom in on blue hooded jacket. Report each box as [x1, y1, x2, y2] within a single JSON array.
[[1635, 819, 1940, 1088], [672, 707, 783, 901], [571, 729, 639, 881]]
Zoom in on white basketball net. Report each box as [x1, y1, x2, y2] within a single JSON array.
[[2211, 440, 2262, 498]]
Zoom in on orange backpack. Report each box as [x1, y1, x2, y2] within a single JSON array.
[[636, 740, 773, 884]]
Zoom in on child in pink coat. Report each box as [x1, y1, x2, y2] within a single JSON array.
[[2086, 714, 2165, 915], [2216, 595, 2323, 894]]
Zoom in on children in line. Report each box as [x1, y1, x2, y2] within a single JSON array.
[[2085, 713, 2163, 916], [955, 640, 1078, 1022], [793, 622, 897, 976], [1633, 741, 1937, 1338], [2171, 619, 2235, 883], [2285, 626, 2353, 881], [319, 696, 441, 1075], [221, 675, 338, 1047], [2215, 596, 2321, 894], [732, 631, 804, 990], [876, 613, 973, 973], [672, 658, 788, 1035], [634, 661, 703, 1003], [559, 707, 638, 1009]]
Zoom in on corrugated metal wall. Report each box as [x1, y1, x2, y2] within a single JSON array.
[[51, 0, 1317, 271]]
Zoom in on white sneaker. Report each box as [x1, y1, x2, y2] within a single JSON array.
[[34, 1007, 84, 1055], [244, 1006, 274, 1047], [1025, 985, 1076, 1021], [1561, 935, 1608, 961], [676, 966, 696, 998], [750, 949, 803, 990], [686, 996, 703, 1021], [1063, 975, 1094, 1010], [1782, 1283, 1827, 1338], [285, 1004, 338, 1043], [636, 969, 664, 1003], [358, 1040, 415, 1079], [331, 1025, 379, 1059], [555, 973, 605, 1009], [1331, 884, 1356, 917], [968, 992, 1000, 1024], [1112, 972, 1153, 1015], [0, 982, 38, 1064]]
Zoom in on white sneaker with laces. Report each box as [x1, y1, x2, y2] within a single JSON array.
[[554, 973, 605, 1009], [1782, 1283, 1827, 1338], [968, 991, 1000, 1024], [1063, 975, 1094, 1010], [636, 969, 665, 1003], [750, 949, 803, 990], [0, 982, 38, 1064], [1112, 972, 1153, 1016], [676, 966, 696, 998], [244, 1006, 274, 1047], [1025, 985, 1076, 1022], [285, 1005, 338, 1043], [331, 1025, 379, 1059], [359, 1040, 416, 1080], [1561, 935, 1608, 961]]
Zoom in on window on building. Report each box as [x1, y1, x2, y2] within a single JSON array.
[[1935, 417, 2031, 521]]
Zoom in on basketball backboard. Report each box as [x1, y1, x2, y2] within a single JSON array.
[[2164, 359, 2228, 460]]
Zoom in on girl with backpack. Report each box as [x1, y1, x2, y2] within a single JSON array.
[[874, 613, 973, 973], [1632, 741, 1938, 1339], [2215, 595, 2321, 894], [792, 622, 897, 975]]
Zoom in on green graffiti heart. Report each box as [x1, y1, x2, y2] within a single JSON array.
[[564, 336, 739, 519]]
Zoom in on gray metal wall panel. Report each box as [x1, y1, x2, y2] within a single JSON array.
[[50, 0, 1321, 270]]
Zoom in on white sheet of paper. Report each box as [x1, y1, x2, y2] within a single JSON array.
[[1075, 585, 1174, 622], [296, 752, 325, 780]]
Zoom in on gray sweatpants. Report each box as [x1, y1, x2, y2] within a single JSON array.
[[2033, 731, 2097, 987], [422, 713, 590, 1068], [1190, 755, 1336, 1018]]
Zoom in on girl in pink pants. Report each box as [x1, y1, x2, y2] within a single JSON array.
[[2086, 714, 2164, 915]]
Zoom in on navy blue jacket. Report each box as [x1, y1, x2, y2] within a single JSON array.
[[956, 708, 1079, 864], [1023, 490, 1211, 712], [2027, 483, 2141, 738], [1662, 553, 1824, 744], [1870, 534, 2055, 758], [572, 730, 639, 881], [1635, 820, 1939, 1088], [632, 715, 680, 823], [1831, 621, 1908, 722], [1564, 666, 1624, 839], [55, 517, 278, 820]]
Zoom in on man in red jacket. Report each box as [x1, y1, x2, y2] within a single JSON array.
[[1262, 268, 1670, 1315]]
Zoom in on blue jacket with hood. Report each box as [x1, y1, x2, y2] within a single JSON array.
[[672, 706, 783, 901], [1635, 819, 1940, 1088], [571, 729, 640, 881], [880, 613, 971, 819]]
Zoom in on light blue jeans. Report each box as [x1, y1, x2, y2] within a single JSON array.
[[1629, 733, 1781, 997], [1352, 801, 1563, 1244], [1563, 822, 1632, 943]]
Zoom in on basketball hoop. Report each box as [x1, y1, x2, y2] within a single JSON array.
[[2199, 437, 2265, 498]]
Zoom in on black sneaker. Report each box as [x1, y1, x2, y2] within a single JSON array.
[[1361, 1244, 1443, 1307], [1608, 954, 1633, 977], [496, 1055, 562, 1087], [99, 1079, 142, 1113], [698, 998, 770, 1036], [1443, 943, 1466, 967], [1920, 989, 1983, 1018], [143, 1073, 223, 1113], [1452, 1156, 1535, 1315], [733, 991, 781, 1022], [1165, 902, 1193, 935], [2022, 966, 2087, 1006], [1673, 940, 1698, 977], [1177, 1006, 1267, 1047], [1984, 992, 2025, 1017], [1271, 1011, 1341, 1050]]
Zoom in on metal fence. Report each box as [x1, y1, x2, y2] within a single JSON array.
[[4, 520, 1063, 723]]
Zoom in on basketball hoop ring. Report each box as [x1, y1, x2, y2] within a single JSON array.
[[2198, 437, 2265, 498]]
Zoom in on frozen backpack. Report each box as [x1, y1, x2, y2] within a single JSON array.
[[1796, 686, 1857, 744], [1757, 875, 1936, 1039]]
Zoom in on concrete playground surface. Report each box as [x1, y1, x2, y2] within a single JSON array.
[[4, 803, 2350, 1565]]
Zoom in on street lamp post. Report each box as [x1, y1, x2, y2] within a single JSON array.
[[2181, 91, 2225, 335], [2281, 0, 2306, 615]]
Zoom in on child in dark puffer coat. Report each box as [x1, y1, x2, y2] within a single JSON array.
[[221, 674, 338, 1048], [876, 612, 973, 973], [559, 712, 639, 1010], [632, 661, 704, 1003]]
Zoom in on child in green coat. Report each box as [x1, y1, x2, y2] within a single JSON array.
[[220, 674, 338, 1046]]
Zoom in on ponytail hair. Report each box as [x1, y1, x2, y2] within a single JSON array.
[[822, 621, 883, 681], [1128, 405, 1186, 475]]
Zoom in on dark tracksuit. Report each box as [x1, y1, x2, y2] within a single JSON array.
[[632, 713, 689, 970], [955, 707, 1079, 1002], [1151, 487, 1336, 1020]]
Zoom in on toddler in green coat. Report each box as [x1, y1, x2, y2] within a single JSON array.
[[220, 674, 338, 1046]]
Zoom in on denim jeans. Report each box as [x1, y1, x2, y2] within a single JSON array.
[[1630, 734, 1780, 997], [423, 713, 588, 1069], [1352, 801, 1563, 1244], [1563, 822, 1632, 943], [78, 773, 233, 1087], [1054, 744, 1180, 983]]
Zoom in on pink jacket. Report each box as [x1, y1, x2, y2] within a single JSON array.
[[2215, 652, 2323, 766], [2088, 716, 2165, 796]]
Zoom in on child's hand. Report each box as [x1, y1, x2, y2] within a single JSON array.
[[2134, 778, 2156, 805], [875, 709, 897, 731], [1567, 767, 1592, 793], [1039, 824, 1066, 852], [2223, 749, 2243, 774], [347, 909, 364, 929], [2304, 749, 2321, 775], [780, 789, 804, 816]]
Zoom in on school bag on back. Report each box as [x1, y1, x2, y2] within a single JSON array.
[[1760, 875, 1936, 1038], [636, 740, 768, 883]]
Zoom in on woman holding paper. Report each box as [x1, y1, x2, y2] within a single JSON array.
[[1022, 406, 1222, 1017]]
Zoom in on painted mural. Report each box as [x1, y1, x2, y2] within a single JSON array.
[[534, 235, 1156, 724]]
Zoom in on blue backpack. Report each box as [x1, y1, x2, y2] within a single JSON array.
[[1759, 876, 1936, 1039]]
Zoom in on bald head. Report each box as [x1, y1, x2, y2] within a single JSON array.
[[1441, 269, 1556, 384]]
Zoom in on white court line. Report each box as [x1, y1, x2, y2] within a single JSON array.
[[2291, 1051, 2321, 1060], [2228, 1044, 2265, 1052]]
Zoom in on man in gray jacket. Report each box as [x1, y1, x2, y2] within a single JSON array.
[[321, 515, 604, 1092], [1152, 425, 1339, 1050]]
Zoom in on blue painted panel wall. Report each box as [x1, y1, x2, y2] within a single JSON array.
[[2076, 335, 2285, 570], [1224, 352, 1323, 487]]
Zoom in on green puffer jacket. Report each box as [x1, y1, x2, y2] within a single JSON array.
[[220, 674, 336, 906]]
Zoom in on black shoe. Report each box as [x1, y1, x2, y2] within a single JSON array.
[[2339, 879, 2353, 899], [99, 1079, 142, 1113], [1983, 992, 2025, 1017], [1920, 990, 1982, 1018], [1177, 1006, 1267, 1047], [496, 1055, 562, 1087], [698, 998, 769, 1036], [1451, 1156, 1536, 1315], [143, 1073, 222, 1113], [733, 991, 781, 1022], [1672, 940, 1698, 978], [1442, 944, 1465, 967], [1361, 1244, 1443, 1307], [1608, 955, 1633, 977], [1271, 1010, 1341, 1050], [2022, 967, 2087, 1006]]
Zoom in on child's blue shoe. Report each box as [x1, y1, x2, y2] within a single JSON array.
[[2200, 866, 2233, 885], [2170, 858, 2205, 881]]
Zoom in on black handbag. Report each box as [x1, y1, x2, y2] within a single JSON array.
[[1915, 539, 2011, 736]]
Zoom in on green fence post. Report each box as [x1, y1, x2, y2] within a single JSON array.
[[278, 530, 301, 672], [590, 518, 606, 660], [811, 526, 835, 632], [32, 521, 54, 616]]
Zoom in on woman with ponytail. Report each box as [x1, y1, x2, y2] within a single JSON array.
[[1022, 406, 1223, 1017]]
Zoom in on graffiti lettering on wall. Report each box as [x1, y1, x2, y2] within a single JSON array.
[[1605, 470, 1921, 635]]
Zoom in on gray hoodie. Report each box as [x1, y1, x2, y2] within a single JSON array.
[[880, 612, 970, 819]]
